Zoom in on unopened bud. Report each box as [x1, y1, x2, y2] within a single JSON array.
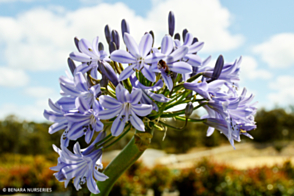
[[174, 33, 180, 41], [74, 37, 81, 52], [185, 102, 193, 118], [109, 42, 117, 54], [111, 30, 120, 49], [149, 30, 155, 47], [121, 19, 130, 38], [182, 29, 188, 42], [104, 25, 112, 44], [192, 37, 198, 44], [67, 58, 76, 76], [98, 42, 104, 51], [211, 55, 224, 80], [168, 11, 175, 36]]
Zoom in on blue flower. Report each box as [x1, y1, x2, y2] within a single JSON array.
[[110, 33, 165, 82], [65, 98, 104, 144], [130, 75, 170, 111], [152, 35, 193, 90], [99, 84, 152, 136], [50, 132, 108, 194]]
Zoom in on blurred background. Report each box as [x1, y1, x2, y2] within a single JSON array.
[[1, 0, 294, 195]]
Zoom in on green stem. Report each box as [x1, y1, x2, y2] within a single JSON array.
[[91, 126, 153, 196]]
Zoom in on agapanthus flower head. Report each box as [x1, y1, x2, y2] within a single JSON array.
[[45, 10, 258, 194]]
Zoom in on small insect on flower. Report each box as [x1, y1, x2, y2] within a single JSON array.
[[158, 60, 170, 74]]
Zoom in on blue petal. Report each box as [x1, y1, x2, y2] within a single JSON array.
[[118, 64, 136, 81], [99, 95, 121, 109], [56, 97, 76, 111], [131, 104, 152, 116], [70, 52, 91, 62], [183, 32, 193, 46], [65, 113, 90, 122], [73, 142, 82, 156], [44, 110, 64, 122], [60, 82, 80, 97], [79, 38, 96, 58], [85, 129, 94, 144], [110, 50, 136, 64], [142, 64, 156, 82], [87, 175, 100, 194], [161, 71, 173, 91], [92, 36, 100, 56], [168, 61, 192, 74], [130, 88, 142, 104], [206, 127, 215, 136], [111, 115, 126, 136], [161, 35, 173, 56], [75, 63, 93, 74], [48, 99, 61, 113], [188, 42, 204, 54], [166, 46, 188, 63], [139, 33, 152, 57], [49, 120, 67, 134], [130, 111, 144, 131], [74, 72, 88, 92], [75, 96, 90, 112], [99, 106, 123, 120], [145, 53, 165, 64], [123, 33, 140, 58], [185, 54, 202, 67]]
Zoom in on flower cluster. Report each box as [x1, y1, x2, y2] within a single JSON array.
[[44, 11, 257, 194]]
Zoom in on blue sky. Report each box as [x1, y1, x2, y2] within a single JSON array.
[[0, 0, 294, 121]]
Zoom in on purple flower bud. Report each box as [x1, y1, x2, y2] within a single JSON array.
[[182, 29, 188, 42], [98, 61, 118, 86], [121, 19, 130, 37], [111, 30, 120, 49], [74, 37, 81, 52], [185, 102, 193, 118], [211, 55, 224, 81], [168, 11, 175, 36], [149, 30, 155, 47], [104, 25, 112, 44], [98, 42, 104, 51], [174, 33, 180, 41], [100, 75, 108, 88], [192, 37, 198, 44], [67, 58, 76, 76], [109, 41, 117, 53]]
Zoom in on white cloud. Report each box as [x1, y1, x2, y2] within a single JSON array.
[[253, 33, 294, 68], [0, 0, 243, 71], [240, 56, 272, 80], [24, 86, 56, 98], [268, 75, 294, 105], [0, 67, 29, 87]]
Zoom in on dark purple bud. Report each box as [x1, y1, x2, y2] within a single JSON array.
[[185, 102, 193, 118], [182, 29, 188, 42], [168, 11, 175, 37], [190, 66, 198, 77], [174, 33, 180, 41], [100, 75, 108, 88], [98, 61, 119, 86], [74, 37, 81, 52], [111, 30, 120, 49], [104, 25, 112, 44], [192, 37, 198, 44], [121, 19, 130, 37], [98, 42, 104, 51], [109, 42, 117, 53], [212, 55, 224, 80], [149, 30, 155, 47], [67, 58, 76, 76]]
